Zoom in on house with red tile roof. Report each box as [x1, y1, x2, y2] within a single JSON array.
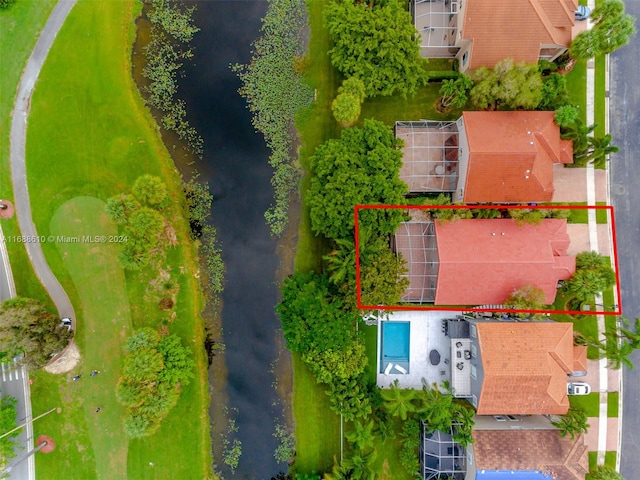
[[420, 416, 589, 480], [413, 0, 581, 72], [394, 218, 575, 305], [467, 429, 589, 480], [462, 319, 586, 415], [396, 111, 573, 204]]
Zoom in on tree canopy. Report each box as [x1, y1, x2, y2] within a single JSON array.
[[0, 394, 19, 463], [471, 59, 543, 110], [116, 327, 194, 437], [324, 0, 428, 97], [570, 0, 636, 59], [0, 297, 73, 369], [308, 119, 407, 240], [276, 272, 358, 353]]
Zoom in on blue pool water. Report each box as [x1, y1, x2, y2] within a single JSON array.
[[380, 321, 410, 374]]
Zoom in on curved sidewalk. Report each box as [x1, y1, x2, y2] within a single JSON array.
[[9, 0, 77, 323]]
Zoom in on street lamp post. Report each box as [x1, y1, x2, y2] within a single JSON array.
[[0, 407, 58, 440]]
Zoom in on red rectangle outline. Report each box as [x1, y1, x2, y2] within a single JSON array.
[[354, 204, 622, 316]]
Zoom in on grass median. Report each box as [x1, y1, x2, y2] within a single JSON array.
[[24, 0, 211, 478]]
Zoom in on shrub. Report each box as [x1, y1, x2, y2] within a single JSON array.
[[331, 92, 361, 126]]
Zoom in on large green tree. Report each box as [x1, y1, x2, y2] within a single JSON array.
[[564, 251, 616, 301], [276, 272, 358, 353], [570, 0, 636, 59], [0, 298, 73, 369], [116, 328, 194, 437], [471, 59, 543, 110], [324, 0, 428, 97], [308, 119, 407, 240]]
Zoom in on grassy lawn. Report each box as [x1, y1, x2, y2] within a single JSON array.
[[564, 202, 608, 224], [552, 292, 599, 359], [369, 417, 414, 480], [0, 0, 57, 305], [588, 451, 617, 473], [31, 196, 131, 478], [594, 55, 606, 137], [291, 354, 341, 476], [565, 59, 587, 122], [569, 393, 599, 417], [24, 1, 211, 478], [607, 392, 619, 417]]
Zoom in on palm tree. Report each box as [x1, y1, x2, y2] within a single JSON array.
[[589, 465, 624, 480], [451, 403, 476, 446], [416, 381, 453, 432], [342, 450, 377, 480], [345, 419, 376, 452], [380, 379, 417, 420], [439, 75, 473, 109], [575, 133, 619, 168], [550, 407, 590, 440]]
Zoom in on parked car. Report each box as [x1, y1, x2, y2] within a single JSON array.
[[575, 5, 591, 21], [567, 382, 591, 395], [61, 317, 72, 330]]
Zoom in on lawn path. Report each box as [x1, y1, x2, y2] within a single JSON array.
[[49, 196, 131, 479], [9, 0, 77, 330]]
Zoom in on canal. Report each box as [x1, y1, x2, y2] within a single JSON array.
[[179, 2, 294, 478]]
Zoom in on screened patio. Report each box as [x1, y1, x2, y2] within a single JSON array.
[[413, 0, 461, 58], [393, 220, 438, 303], [396, 121, 459, 193]]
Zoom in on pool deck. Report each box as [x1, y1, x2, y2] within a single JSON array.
[[377, 310, 463, 390]]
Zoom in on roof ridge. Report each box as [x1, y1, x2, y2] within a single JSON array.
[[528, 0, 568, 45]]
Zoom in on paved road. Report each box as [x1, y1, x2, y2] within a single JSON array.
[[609, 1, 640, 477], [0, 227, 31, 480], [9, 0, 77, 324], [0, 360, 32, 480]]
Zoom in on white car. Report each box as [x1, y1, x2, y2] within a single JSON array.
[[61, 317, 72, 331], [567, 382, 591, 395]]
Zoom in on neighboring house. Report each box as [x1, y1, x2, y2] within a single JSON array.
[[412, 0, 579, 71], [393, 218, 575, 305], [467, 428, 589, 480], [447, 318, 587, 415], [421, 415, 589, 480], [396, 111, 573, 203]]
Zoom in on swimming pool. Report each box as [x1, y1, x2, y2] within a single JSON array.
[[380, 321, 410, 374]]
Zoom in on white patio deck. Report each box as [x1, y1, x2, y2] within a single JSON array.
[[377, 310, 462, 390]]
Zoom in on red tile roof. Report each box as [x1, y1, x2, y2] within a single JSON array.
[[434, 218, 575, 305], [573, 346, 588, 372], [463, 0, 577, 70], [472, 429, 589, 479], [462, 111, 573, 203], [475, 321, 575, 414]]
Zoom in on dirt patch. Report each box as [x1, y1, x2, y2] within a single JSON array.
[[44, 342, 81, 374]]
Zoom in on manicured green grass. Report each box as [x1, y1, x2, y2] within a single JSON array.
[[552, 292, 600, 359], [589, 451, 617, 473], [594, 55, 606, 138], [291, 354, 341, 476], [569, 393, 600, 417], [565, 59, 587, 122], [369, 417, 414, 480], [607, 392, 619, 417], [32, 196, 132, 478], [0, 0, 57, 305], [24, 1, 211, 478], [564, 202, 608, 224]]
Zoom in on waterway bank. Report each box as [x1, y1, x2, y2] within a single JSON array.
[[132, 1, 297, 478]]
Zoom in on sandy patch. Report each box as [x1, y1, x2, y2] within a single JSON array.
[[44, 342, 81, 374]]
